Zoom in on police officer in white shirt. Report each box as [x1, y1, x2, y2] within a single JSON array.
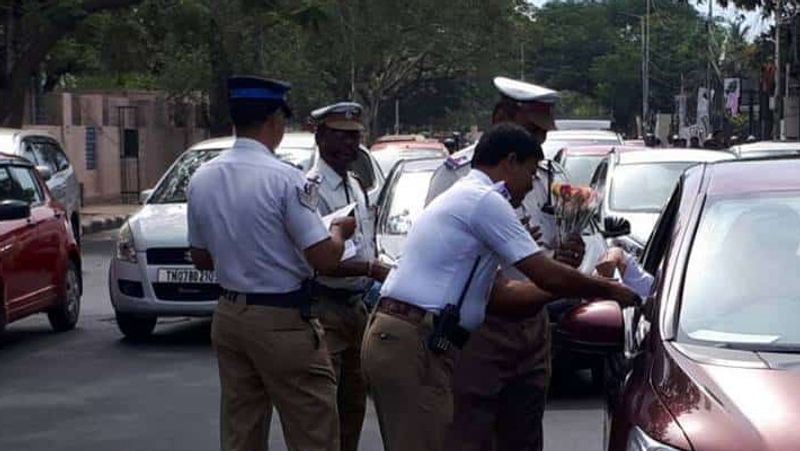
[[361, 122, 639, 451], [306, 102, 391, 451], [187, 76, 355, 451], [431, 77, 582, 451]]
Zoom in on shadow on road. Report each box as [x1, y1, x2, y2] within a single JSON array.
[[114, 318, 213, 350]]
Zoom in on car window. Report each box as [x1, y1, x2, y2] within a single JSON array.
[[48, 142, 70, 172], [27, 141, 58, 173], [679, 193, 800, 351], [21, 142, 38, 165], [149, 149, 222, 204], [373, 147, 448, 175], [563, 155, 605, 186], [609, 162, 695, 212], [7, 166, 44, 205], [380, 169, 434, 235]]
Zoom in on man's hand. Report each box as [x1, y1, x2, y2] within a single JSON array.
[[369, 261, 392, 282], [553, 234, 585, 268], [608, 282, 641, 308], [331, 216, 356, 240], [595, 247, 627, 278]]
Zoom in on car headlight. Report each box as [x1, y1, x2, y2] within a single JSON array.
[[116, 222, 138, 263], [627, 426, 681, 451]]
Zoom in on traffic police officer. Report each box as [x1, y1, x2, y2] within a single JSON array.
[[428, 77, 586, 451], [306, 102, 391, 451], [361, 122, 639, 451], [187, 76, 355, 451]]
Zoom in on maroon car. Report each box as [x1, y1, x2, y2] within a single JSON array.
[[560, 156, 800, 451]]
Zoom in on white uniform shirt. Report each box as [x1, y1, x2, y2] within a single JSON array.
[[428, 144, 560, 249], [187, 138, 329, 293], [381, 169, 541, 330], [308, 157, 376, 291]]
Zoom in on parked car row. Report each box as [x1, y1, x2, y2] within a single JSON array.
[[109, 133, 384, 339]]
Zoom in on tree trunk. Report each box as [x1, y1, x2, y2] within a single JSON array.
[[0, 0, 142, 127]]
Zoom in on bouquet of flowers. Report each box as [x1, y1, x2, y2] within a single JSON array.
[[550, 182, 600, 245]]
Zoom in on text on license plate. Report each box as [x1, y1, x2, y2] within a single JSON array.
[[157, 268, 216, 283]]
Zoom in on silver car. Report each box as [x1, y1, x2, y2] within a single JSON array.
[[109, 133, 384, 339], [591, 148, 734, 249], [728, 141, 800, 159], [0, 128, 82, 243]]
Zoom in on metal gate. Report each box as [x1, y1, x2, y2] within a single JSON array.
[[118, 106, 140, 204]]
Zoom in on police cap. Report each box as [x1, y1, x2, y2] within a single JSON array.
[[227, 75, 293, 118], [311, 102, 365, 132], [493, 76, 558, 131]]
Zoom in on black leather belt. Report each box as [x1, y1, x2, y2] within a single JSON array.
[[221, 283, 311, 310]]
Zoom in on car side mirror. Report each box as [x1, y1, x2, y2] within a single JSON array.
[[602, 216, 631, 238], [557, 300, 623, 353], [139, 189, 154, 204], [36, 165, 53, 182], [0, 199, 31, 221]]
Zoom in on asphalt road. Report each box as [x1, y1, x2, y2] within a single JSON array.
[[0, 229, 606, 451]]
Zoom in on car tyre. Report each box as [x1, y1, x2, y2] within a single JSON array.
[[48, 261, 81, 332], [115, 312, 157, 340]]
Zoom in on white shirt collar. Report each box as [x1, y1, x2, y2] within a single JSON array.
[[468, 169, 511, 200], [233, 137, 275, 158], [315, 157, 346, 190]]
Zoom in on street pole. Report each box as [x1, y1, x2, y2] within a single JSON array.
[[520, 43, 525, 81], [645, 0, 650, 131], [641, 17, 647, 136], [394, 99, 400, 134]]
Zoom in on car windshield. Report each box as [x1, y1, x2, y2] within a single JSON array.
[[679, 193, 800, 350], [609, 162, 695, 212], [373, 148, 446, 175], [275, 146, 314, 170], [564, 155, 605, 185], [381, 170, 435, 235], [149, 149, 222, 204]]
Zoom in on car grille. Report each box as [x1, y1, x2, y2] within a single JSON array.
[[146, 248, 193, 265], [152, 283, 221, 301]]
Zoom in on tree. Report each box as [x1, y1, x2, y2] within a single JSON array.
[[1, 0, 143, 126]]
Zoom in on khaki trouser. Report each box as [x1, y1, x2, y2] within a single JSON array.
[[316, 293, 369, 451], [446, 311, 551, 451], [211, 298, 339, 451], [361, 311, 456, 451]]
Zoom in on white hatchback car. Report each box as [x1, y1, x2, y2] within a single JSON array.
[[0, 128, 82, 243], [109, 133, 384, 339]]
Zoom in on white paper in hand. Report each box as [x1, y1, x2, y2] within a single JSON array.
[[322, 202, 357, 230]]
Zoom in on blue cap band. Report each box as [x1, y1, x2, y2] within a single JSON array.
[[230, 88, 285, 101]]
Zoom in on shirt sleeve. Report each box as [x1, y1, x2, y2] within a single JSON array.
[[186, 180, 206, 249], [285, 174, 330, 250], [471, 191, 541, 266], [622, 252, 654, 298]]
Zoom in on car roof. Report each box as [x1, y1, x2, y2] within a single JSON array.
[[729, 141, 800, 153], [547, 130, 622, 141], [395, 157, 445, 172], [0, 152, 34, 166], [703, 157, 800, 196], [0, 127, 58, 150], [617, 149, 734, 165], [562, 144, 646, 156], [554, 119, 612, 130], [186, 132, 315, 152], [371, 139, 444, 152]]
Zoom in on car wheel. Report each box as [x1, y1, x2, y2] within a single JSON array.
[[48, 261, 81, 332], [115, 312, 157, 340]]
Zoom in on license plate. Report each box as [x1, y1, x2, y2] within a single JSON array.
[[157, 268, 216, 284]]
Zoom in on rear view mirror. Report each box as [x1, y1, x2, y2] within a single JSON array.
[[0, 199, 31, 221], [139, 189, 154, 204], [602, 216, 631, 238], [557, 300, 623, 353], [36, 165, 52, 182]]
